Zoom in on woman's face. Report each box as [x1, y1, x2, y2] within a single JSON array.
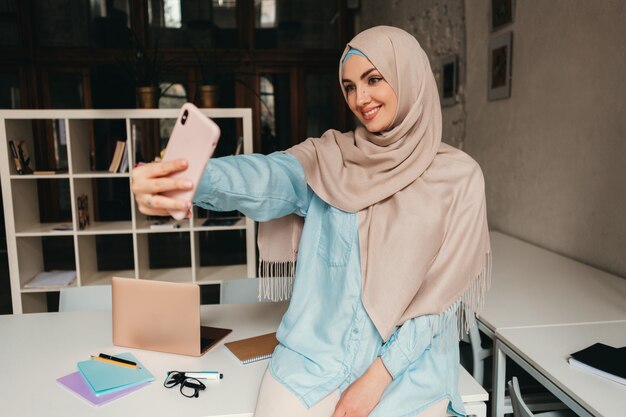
[[342, 55, 398, 133]]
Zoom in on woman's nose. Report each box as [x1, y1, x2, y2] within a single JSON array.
[[356, 87, 370, 106]]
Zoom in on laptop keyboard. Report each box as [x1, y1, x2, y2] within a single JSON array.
[[201, 337, 215, 350]]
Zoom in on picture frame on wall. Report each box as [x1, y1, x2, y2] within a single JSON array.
[[488, 31, 513, 101], [440, 55, 458, 107], [490, 0, 515, 31]]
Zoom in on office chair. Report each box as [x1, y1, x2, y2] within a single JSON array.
[[508, 377, 576, 417], [468, 322, 492, 385], [58, 285, 112, 312]]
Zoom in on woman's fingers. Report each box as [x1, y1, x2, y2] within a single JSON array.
[[136, 193, 191, 215], [133, 176, 193, 195], [142, 158, 189, 178], [131, 159, 194, 216]]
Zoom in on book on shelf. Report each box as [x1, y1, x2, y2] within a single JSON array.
[[131, 123, 144, 164], [568, 342, 626, 385], [32, 169, 68, 175], [108, 140, 126, 173], [118, 142, 129, 173], [234, 136, 244, 155], [224, 332, 278, 364], [24, 270, 76, 289], [8, 140, 33, 174], [77, 194, 90, 230]]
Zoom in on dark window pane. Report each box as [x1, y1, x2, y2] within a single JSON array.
[[92, 0, 132, 47], [0, 0, 18, 46], [33, 0, 90, 47], [0, 72, 20, 109], [254, 0, 339, 49], [149, 0, 238, 48], [33, 0, 130, 47], [260, 73, 291, 153], [90, 65, 135, 109], [47, 71, 84, 109], [305, 72, 337, 137]]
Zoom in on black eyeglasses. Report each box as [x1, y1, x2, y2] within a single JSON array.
[[164, 371, 206, 398]]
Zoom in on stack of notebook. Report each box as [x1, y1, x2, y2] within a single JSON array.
[[57, 353, 155, 407], [224, 332, 278, 364], [568, 343, 626, 385]]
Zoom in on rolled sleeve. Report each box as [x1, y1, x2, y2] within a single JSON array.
[[193, 152, 311, 221], [379, 314, 433, 379]]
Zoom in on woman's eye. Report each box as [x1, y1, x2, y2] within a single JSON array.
[[344, 84, 355, 93], [369, 77, 383, 85]]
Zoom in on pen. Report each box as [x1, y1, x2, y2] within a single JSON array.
[[90, 354, 141, 369], [169, 371, 223, 380]]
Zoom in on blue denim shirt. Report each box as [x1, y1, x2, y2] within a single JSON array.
[[194, 152, 465, 417]]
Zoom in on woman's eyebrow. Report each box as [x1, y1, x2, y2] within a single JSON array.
[[341, 67, 377, 84]]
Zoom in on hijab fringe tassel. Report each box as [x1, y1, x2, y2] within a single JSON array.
[[257, 251, 492, 350], [258, 260, 296, 302], [429, 251, 492, 350]]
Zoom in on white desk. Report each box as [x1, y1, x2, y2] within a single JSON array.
[[0, 302, 487, 417], [481, 232, 626, 335], [481, 232, 626, 417], [496, 322, 626, 417]]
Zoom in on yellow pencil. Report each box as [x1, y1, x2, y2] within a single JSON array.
[[90, 355, 139, 369]]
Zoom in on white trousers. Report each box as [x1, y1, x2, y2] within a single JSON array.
[[254, 370, 449, 417]]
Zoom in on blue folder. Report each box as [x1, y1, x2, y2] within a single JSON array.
[[77, 353, 155, 395]]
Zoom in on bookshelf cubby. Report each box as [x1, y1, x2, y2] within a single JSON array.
[[0, 108, 256, 313]]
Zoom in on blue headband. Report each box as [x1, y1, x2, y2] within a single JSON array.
[[342, 48, 367, 65]]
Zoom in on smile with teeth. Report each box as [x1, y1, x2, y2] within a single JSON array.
[[361, 105, 381, 120]]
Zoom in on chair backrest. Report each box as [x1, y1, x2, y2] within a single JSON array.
[[59, 285, 112, 312], [508, 377, 534, 417], [220, 278, 268, 304]]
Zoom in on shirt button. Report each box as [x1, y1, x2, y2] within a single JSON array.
[[352, 328, 359, 334]]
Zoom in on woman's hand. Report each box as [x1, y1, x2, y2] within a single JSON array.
[[331, 357, 392, 417], [131, 158, 194, 217]]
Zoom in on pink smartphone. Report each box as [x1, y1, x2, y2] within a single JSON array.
[[160, 103, 220, 220]]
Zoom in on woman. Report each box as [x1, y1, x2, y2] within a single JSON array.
[[132, 26, 491, 417]]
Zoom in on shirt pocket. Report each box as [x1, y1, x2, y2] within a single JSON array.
[[318, 205, 355, 267]]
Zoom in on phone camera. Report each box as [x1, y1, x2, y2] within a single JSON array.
[[181, 110, 189, 125]]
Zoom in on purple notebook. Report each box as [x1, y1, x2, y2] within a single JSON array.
[[57, 371, 148, 407]]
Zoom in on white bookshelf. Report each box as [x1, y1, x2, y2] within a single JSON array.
[[0, 108, 256, 313]]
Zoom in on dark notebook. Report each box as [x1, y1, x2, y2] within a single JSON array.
[[568, 343, 626, 385]]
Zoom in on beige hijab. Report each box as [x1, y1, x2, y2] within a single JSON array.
[[258, 26, 491, 342]]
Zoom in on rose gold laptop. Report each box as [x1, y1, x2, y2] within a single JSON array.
[[112, 277, 231, 356]]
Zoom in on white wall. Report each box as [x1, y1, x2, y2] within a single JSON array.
[[464, 0, 626, 277], [358, 0, 625, 278]]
